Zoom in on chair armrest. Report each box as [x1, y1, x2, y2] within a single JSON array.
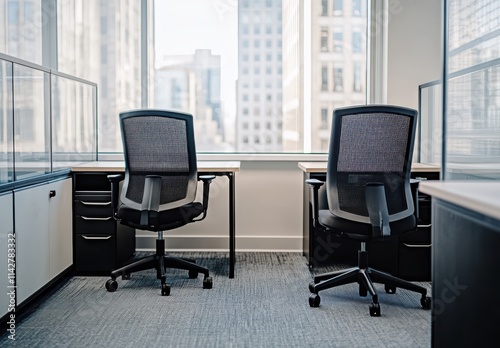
[[139, 175, 162, 228], [365, 183, 390, 238], [108, 174, 124, 217], [194, 174, 216, 221], [306, 179, 325, 230]]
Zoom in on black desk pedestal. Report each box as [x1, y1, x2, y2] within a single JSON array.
[[431, 199, 500, 346]]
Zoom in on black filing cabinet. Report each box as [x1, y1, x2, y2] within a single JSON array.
[[397, 173, 437, 281], [73, 173, 135, 275]]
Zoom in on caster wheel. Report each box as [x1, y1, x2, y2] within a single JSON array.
[[421, 296, 431, 310], [188, 270, 198, 279], [309, 281, 316, 293], [161, 283, 171, 296], [359, 284, 368, 297], [385, 284, 396, 294], [203, 276, 213, 289], [105, 279, 118, 292], [369, 303, 381, 317], [309, 293, 320, 307]]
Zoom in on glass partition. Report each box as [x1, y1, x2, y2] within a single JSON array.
[[443, 0, 500, 180], [51, 73, 97, 170], [0, 59, 13, 184], [13, 63, 50, 180], [0, 55, 97, 189], [418, 81, 442, 165]]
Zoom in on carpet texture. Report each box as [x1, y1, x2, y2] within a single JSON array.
[[1, 253, 431, 347]]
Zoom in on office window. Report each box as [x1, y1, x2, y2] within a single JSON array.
[[333, 29, 343, 53], [321, 66, 328, 91], [321, 28, 329, 52], [0, 0, 369, 155], [1, 0, 42, 65], [333, 0, 343, 16], [352, 0, 362, 16], [321, 108, 328, 129], [353, 62, 363, 92], [322, 0, 328, 16], [57, 0, 143, 152], [333, 66, 344, 92], [352, 31, 363, 53]]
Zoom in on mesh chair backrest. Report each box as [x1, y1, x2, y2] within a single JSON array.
[[119, 109, 198, 211], [326, 105, 417, 223]]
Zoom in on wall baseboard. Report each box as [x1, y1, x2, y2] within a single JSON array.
[[136, 235, 303, 253]]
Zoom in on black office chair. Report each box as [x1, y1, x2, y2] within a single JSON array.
[[307, 105, 431, 316], [105, 109, 214, 296]]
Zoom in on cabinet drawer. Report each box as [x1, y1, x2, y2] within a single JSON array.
[[74, 216, 115, 235], [74, 194, 112, 217], [74, 233, 116, 274]]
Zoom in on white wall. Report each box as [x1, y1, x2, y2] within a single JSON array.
[[387, 0, 442, 109]]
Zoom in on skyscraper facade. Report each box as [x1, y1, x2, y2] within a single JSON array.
[[237, 0, 283, 152]]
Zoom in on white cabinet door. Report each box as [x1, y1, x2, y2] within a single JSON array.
[[0, 192, 14, 318], [49, 178, 73, 279], [15, 184, 50, 305]]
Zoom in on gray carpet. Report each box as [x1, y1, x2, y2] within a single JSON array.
[[1, 253, 431, 347]]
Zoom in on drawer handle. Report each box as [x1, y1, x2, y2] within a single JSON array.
[[81, 235, 112, 240], [417, 224, 432, 228], [80, 216, 113, 221], [80, 201, 112, 206], [403, 243, 432, 248]]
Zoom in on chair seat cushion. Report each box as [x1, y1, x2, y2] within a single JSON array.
[[318, 209, 416, 241], [117, 202, 204, 231]]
